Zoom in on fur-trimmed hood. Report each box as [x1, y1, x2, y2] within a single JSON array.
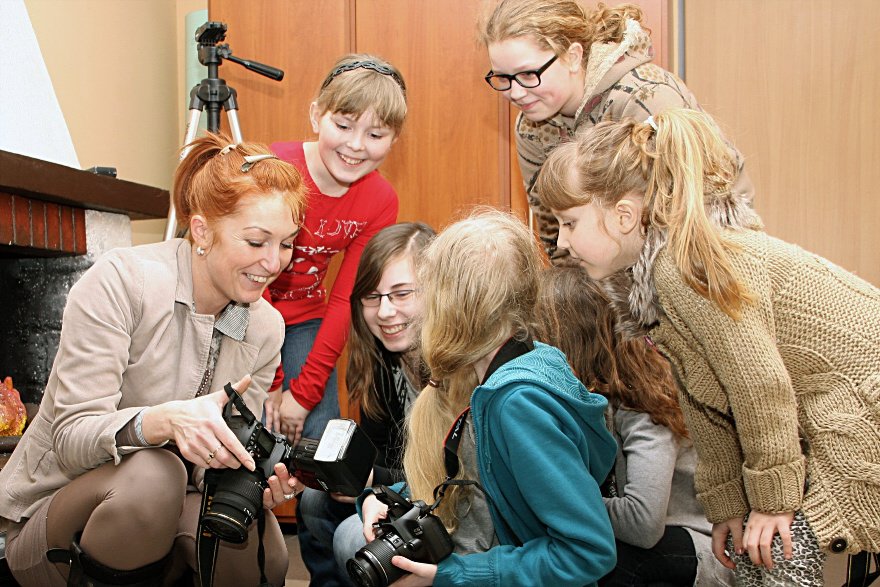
[[604, 192, 763, 341]]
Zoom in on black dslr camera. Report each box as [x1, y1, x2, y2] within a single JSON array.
[[200, 383, 377, 543], [347, 485, 454, 587]]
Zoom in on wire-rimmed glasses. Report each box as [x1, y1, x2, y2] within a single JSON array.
[[360, 288, 420, 307]]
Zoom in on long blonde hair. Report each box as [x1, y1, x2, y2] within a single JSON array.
[[403, 209, 545, 530], [478, 0, 646, 68], [537, 108, 753, 318]]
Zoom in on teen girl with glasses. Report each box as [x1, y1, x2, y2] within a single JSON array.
[[478, 0, 753, 264], [296, 222, 436, 580]]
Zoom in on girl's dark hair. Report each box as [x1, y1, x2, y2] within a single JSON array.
[[535, 266, 688, 438], [346, 222, 435, 420]]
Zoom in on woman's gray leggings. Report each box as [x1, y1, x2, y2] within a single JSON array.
[[6, 449, 288, 586]]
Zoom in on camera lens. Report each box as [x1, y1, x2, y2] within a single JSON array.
[[346, 535, 408, 587], [201, 468, 266, 543]]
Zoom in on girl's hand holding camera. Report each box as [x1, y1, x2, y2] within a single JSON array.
[[360, 492, 437, 586]]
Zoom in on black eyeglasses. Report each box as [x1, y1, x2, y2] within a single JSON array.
[[484, 54, 558, 91], [360, 288, 420, 307]]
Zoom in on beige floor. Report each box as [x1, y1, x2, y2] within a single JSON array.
[[284, 531, 853, 586], [284, 533, 310, 587]]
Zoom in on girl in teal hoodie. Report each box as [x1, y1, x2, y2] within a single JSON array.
[[358, 209, 617, 587]]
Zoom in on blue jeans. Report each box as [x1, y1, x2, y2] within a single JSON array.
[[280, 318, 340, 439], [280, 318, 347, 587], [333, 513, 368, 576], [298, 490, 358, 584]]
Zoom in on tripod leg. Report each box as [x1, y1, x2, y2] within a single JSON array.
[[164, 108, 204, 241], [226, 110, 243, 144]]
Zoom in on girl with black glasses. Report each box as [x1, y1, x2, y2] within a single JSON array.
[[478, 0, 753, 265]]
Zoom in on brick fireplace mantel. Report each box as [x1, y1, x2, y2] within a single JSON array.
[[0, 150, 170, 256]]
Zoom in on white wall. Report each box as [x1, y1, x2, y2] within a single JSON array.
[[24, 0, 207, 245]]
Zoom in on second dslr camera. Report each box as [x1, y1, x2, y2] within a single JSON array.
[[347, 484, 454, 587]]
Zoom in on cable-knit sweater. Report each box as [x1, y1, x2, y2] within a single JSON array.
[[608, 216, 880, 555]]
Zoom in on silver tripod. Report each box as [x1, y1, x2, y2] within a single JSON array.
[[165, 21, 284, 240]]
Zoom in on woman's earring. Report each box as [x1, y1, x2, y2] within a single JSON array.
[[196, 246, 205, 256]]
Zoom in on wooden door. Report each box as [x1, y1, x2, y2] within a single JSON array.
[[684, 0, 880, 286]]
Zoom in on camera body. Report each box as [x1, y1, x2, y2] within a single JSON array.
[[200, 383, 377, 543], [347, 485, 454, 587]]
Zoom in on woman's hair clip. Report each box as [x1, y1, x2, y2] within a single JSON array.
[[645, 116, 658, 131], [219, 144, 238, 156], [241, 153, 278, 172], [427, 378, 440, 388], [321, 60, 407, 98]]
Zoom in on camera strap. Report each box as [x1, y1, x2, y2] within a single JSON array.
[[432, 337, 534, 548], [196, 472, 274, 587]]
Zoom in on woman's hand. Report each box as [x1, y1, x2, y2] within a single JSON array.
[[262, 462, 306, 509], [711, 516, 744, 569], [278, 382, 311, 444], [361, 493, 389, 543], [743, 510, 795, 569], [264, 387, 283, 433], [388, 558, 437, 586], [140, 375, 256, 471]]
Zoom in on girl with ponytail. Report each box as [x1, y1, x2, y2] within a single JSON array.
[[536, 107, 880, 586]]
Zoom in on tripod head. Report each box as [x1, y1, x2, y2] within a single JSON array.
[[189, 22, 283, 134], [195, 22, 284, 82], [168, 22, 284, 241]]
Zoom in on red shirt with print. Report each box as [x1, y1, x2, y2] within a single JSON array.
[[265, 141, 398, 410]]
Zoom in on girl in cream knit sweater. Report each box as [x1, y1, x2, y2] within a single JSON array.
[[537, 107, 880, 586]]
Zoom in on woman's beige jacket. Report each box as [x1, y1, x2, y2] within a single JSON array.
[[0, 239, 284, 522]]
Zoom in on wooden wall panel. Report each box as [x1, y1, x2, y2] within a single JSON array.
[[355, 0, 506, 230], [209, 0, 349, 145], [685, 0, 880, 286]]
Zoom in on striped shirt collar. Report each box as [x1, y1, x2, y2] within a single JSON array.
[[213, 302, 250, 341]]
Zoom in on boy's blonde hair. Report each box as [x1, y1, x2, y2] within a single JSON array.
[[537, 108, 753, 319], [315, 53, 407, 135], [403, 208, 545, 529]]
